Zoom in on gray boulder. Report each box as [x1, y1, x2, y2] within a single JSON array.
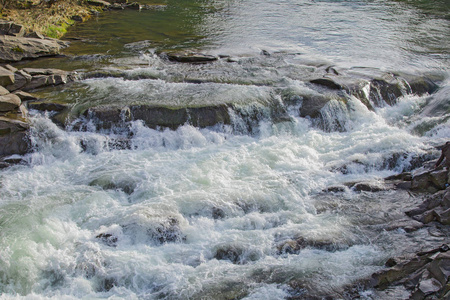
[[0, 35, 69, 63]]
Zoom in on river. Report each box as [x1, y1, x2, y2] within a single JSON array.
[[1, 0, 449, 299]]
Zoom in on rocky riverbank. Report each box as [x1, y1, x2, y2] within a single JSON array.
[[349, 168, 450, 299], [0, 64, 75, 167]]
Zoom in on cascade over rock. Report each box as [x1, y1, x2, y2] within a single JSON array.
[[0, 65, 75, 164], [300, 68, 441, 131]]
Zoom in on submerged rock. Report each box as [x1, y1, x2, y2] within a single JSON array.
[[95, 233, 118, 247], [213, 244, 261, 265], [276, 236, 349, 255], [120, 216, 186, 245]]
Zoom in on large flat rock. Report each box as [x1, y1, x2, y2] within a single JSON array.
[[0, 35, 69, 63]]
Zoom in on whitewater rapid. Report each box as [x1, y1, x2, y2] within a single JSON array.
[[1, 0, 450, 298], [1, 84, 448, 298]]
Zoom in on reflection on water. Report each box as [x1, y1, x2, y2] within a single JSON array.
[[14, 0, 450, 72]]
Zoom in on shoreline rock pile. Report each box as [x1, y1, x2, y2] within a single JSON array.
[[0, 64, 75, 167]]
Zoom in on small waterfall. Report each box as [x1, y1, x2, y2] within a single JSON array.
[[314, 99, 350, 132]]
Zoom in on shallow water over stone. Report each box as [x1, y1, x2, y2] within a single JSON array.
[[1, 0, 450, 299]]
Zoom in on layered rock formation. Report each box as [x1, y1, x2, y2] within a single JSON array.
[[0, 20, 69, 63], [0, 65, 75, 166]]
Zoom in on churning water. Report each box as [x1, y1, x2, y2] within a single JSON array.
[[1, 0, 449, 299]]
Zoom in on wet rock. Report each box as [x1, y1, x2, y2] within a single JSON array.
[[395, 71, 439, 96], [26, 75, 49, 90], [324, 185, 347, 193], [366, 245, 450, 299], [384, 219, 424, 233], [130, 105, 187, 129], [385, 172, 412, 181], [368, 77, 404, 107], [83, 104, 232, 130], [276, 236, 347, 255], [406, 189, 447, 217], [107, 138, 132, 150], [394, 181, 412, 190], [89, 177, 136, 194], [427, 251, 450, 286], [299, 94, 340, 119], [164, 52, 218, 63], [350, 182, 387, 192], [310, 77, 343, 90], [96, 233, 118, 247], [214, 246, 244, 264], [4, 65, 17, 73], [434, 208, 450, 225], [212, 207, 226, 219], [411, 169, 448, 193], [276, 238, 306, 255], [0, 35, 69, 62], [83, 106, 132, 130], [98, 277, 117, 292], [406, 186, 450, 225], [152, 218, 185, 244], [370, 255, 431, 289], [430, 169, 448, 190], [122, 217, 185, 245]]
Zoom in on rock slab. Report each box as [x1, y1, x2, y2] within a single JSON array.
[[0, 35, 69, 63]]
